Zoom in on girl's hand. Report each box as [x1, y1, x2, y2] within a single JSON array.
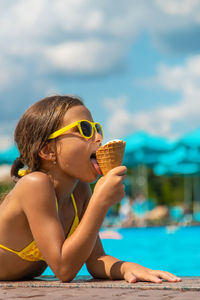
[[121, 262, 182, 283], [93, 166, 127, 208]]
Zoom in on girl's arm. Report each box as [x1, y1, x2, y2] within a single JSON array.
[[86, 236, 181, 283], [19, 168, 126, 282]]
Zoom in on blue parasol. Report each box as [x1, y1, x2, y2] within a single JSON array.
[[123, 131, 175, 167], [179, 127, 200, 148], [153, 128, 200, 215], [0, 145, 19, 165]]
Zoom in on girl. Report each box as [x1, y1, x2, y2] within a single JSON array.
[[0, 95, 181, 283]]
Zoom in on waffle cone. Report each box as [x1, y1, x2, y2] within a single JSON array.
[[96, 140, 126, 175]]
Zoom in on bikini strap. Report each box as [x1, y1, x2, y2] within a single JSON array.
[[67, 193, 79, 238], [55, 194, 76, 214], [0, 244, 19, 254], [55, 197, 58, 211], [71, 193, 78, 217]]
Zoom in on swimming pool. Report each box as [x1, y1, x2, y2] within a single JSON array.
[[43, 226, 200, 277]]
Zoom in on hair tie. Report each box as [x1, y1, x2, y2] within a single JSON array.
[[18, 169, 31, 177]]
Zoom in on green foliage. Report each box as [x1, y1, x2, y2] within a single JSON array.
[[148, 169, 184, 206], [0, 182, 14, 201]]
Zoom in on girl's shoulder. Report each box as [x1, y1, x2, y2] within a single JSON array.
[[16, 171, 52, 189], [14, 171, 54, 204], [2, 172, 55, 217]]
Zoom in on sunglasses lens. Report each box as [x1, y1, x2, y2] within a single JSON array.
[[80, 121, 92, 137], [95, 123, 103, 136]]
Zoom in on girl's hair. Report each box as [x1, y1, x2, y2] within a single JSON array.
[[11, 95, 84, 182]]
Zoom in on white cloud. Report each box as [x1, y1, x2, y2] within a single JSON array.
[[155, 0, 200, 17], [155, 56, 200, 91], [45, 39, 128, 74], [1, 0, 200, 85], [104, 55, 200, 139], [0, 135, 13, 150], [1, 0, 200, 140], [103, 96, 133, 141], [0, 57, 26, 91]]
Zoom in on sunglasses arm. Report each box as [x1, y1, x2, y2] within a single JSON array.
[[48, 122, 78, 139]]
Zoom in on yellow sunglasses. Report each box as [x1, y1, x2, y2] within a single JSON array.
[[48, 120, 104, 140]]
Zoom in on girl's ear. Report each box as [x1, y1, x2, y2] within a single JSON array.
[[38, 142, 56, 162]]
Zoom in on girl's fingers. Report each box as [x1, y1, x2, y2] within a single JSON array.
[[124, 271, 137, 283], [130, 272, 162, 284], [144, 274, 162, 283], [165, 271, 182, 281], [124, 268, 181, 284], [154, 271, 181, 282], [110, 166, 127, 176]]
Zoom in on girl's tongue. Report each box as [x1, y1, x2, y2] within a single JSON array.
[[90, 157, 102, 175]]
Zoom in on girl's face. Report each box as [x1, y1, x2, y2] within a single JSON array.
[[54, 105, 103, 183]]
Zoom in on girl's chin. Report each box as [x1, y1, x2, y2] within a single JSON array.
[[85, 174, 99, 183], [81, 170, 99, 183], [72, 164, 100, 182]]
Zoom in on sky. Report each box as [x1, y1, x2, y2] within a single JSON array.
[[1, 0, 200, 149]]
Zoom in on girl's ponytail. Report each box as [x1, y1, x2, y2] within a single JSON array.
[[10, 157, 24, 183]]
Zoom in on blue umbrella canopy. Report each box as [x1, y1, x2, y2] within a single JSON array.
[[0, 145, 19, 165], [158, 146, 200, 166], [179, 127, 200, 148], [124, 131, 174, 152], [154, 162, 199, 176], [123, 131, 175, 167], [153, 127, 200, 176]]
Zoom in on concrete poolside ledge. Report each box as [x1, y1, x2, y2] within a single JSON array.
[[0, 276, 200, 291]]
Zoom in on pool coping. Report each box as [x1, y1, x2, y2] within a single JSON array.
[[0, 276, 200, 291]]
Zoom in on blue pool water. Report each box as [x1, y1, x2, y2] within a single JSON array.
[[43, 226, 200, 277]]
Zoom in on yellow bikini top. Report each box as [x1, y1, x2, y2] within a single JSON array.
[[0, 194, 79, 262]]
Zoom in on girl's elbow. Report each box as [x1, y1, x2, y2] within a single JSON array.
[[58, 273, 75, 282], [54, 264, 78, 282]]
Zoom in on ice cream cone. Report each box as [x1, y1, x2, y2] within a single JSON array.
[[96, 140, 126, 175]]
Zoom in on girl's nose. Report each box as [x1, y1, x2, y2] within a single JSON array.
[[93, 130, 103, 143]]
